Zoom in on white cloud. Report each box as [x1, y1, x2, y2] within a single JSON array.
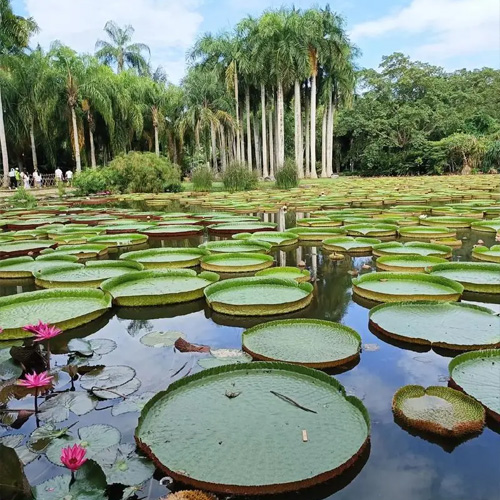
[[351, 0, 499, 63], [23, 0, 204, 83]]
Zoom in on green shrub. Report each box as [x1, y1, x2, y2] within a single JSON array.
[[192, 165, 214, 191], [108, 152, 181, 193], [9, 187, 37, 208], [482, 140, 500, 172], [73, 168, 114, 196], [222, 162, 258, 192], [275, 159, 299, 189]]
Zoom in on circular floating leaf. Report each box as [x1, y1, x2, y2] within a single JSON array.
[[392, 385, 485, 437], [111, 392, 155, 416], [87, 233, 148, 248], [34, 261, 144, 288], [201, 253, 274, 273], [28, 424, 72, 453], [287, 227, 347, 241], [0, 239, 56, 258], [38, 392, 98, 423], [45, 424, 121, 465], [208, 222, 277, 235], [120, 247, 210, 269], [398, 226, 456, 240], [199, 240, 272, 254], [471, 219, 500, 233], [80, 365, 136, 392], [135, 362, 370, 495], [0, 255, 78, 279], [242, 319, 361, 368], [375, 255, 448, 272], [449, 349, 500, 421], [68, 338, 117, 357], [322, 237, 381, 254], [139, 225, 204, 237], [92, 376, 141, 399], [204, 277, 314, 316], [255, 266, 311, 282], [40, 243, 109, 260], [198, 350, 252, 369], [472, 245, 500, 263], [0, 288, 112, 340], [352, 272, 463, 303], [233, 231, 298, 247], [372, 242, 452, 258], [419, 216, 477, 228], [344, 223, 398, 237], [101, 269, 220, 306], [369, 301, 500, 350], [428, 262, 500, 294], [140, 331, 184, 348]]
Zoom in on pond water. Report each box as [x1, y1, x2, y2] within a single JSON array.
[[1, 206, 500, 500]]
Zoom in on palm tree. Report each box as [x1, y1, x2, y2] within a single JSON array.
[[95, 21, 150, 74], [0, 0, 38, 185]]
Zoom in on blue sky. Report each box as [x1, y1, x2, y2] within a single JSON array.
[[12, 0, 499, 83]]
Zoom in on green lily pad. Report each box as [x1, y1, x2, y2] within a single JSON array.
[[392, 385, 485, 437], [92, 377, 141, 400], [255, 266, 311, 282], [428, 262, 500, 293], [34, 460, 107, 500], [139, 225, 204, 237], [375, 255, 448, 272], [0, 288, 112, 340], [0, 239, 56, 258], [208, 222, 277, 235], [198, 349, 252, 369], [352, 272, 463, 303], [34, 261, 144, 288], [135, 362, 370, 495], [139, 331, 184, 348], [38, 392, 98, 423], [322, 237, 381, 253], [111, 392, 155, 416], [472, 245, 500, 263], [419, 216, 477, 228], [40, 244, 109, 260], [68, 338, 117, 357], [201, 253, 274, 273], [80, 365, 136, 392], [471, 219, 500, 233], [398, 226, 456, 239], [242, 319, 361, 368], [87, 233, 148, 248], [120, 247, 210, 269], [28, 424, 73, 453], [344, 223, 398, 237], [199, 240, 272, 254], [94, 443, 155, 486], [369, 302, 500, 350], [449, 349, 500, 421], [204, 277, 314, 316], [45, 424, 121, 466], [372, 242, 452, 258], [0, 347, 22, 381], [287, 227, 347, 241], [232, 231, 299, 247], [101, 269, 220, 307], [0, 255, 78, 279]]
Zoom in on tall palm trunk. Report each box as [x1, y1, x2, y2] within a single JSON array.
[[234, 63, 241, 163], [30, 122, 38, 171], [210, 121, 217, 171], [294, 80, 303, 178], [219, 125, 227, 172], [268, 108, 274, 178], [326, 91, 334, 177], [0, 87, 9, 187], [239, 103, 245, 163], [276, 79, 285, 168], [245, 87, 252, 171], [89, 128, 97, 168], [253, 115, 261, 175], [310, 73, 318, 179], [321, 108, 327, 178], [260, 84, 268, 178], [154, 126, 159, 156], [70, 106, 82, 173], [305, 95, 310, 178]]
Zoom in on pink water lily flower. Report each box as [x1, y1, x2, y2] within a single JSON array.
[[23, 321, 62, 342], [17, 371, 54, 389], [61, 444, 87, 471]]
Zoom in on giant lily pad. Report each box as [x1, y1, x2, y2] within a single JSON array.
[[242, 319, 361, 368], [0, 288, 112, 340], [208, 222, 277, 235], [120, 247, 210, 269], [139, 225, 204, 237], [322, 237, 381, 254], [449, 350, 500, 421], [372, 242, 452, 258], [0, 255, 78, 279], [135, 362, 370, 495], [0, 239, 57, 258], [287, 227, 347, 241], [45, 424, 121, 466], [232, 231, 299, 247], [41, 244, 109, 260], [427, 262, 500, 293], [34, 261, 144, 288], [255, 266, 311, 282], [296, 217, 343, 227], [199, 240, 272, 254], [352, 272, 463, 303], [344, 223, 398, 237], [471, 219, 500, 233], [87, 233, 149, 248], [472, 245, 500, 263], [419, 216, 477, 228], [204, 277, 313, 316], [101, 269, 219, 306], [200, 253, 274, 273], [369, 301, 500, 350], [375, 255, 448, 272], [392, 385, 485, 437], [398, 226, 456, 240]]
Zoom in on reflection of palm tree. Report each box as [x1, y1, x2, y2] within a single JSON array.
[[126, 319, 153, 337]]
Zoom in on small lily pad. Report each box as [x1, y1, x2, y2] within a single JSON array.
[[140, 331, 185, 348], [28, 424, 73, 453], [80, 365, 136, 392], [92, 377, 141, 400], [111, 392, 155, 416], [68, 338, 117, 357], [38, 392, 98, 423]]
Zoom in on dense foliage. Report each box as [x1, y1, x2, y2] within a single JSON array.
[[0, 0, 498, 189], [191, 165, 214, 191], [222, 162, 258, 192], [275, 159, 299, 189]]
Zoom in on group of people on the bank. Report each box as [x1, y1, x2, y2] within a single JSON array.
[[8, 167, 73, 189]]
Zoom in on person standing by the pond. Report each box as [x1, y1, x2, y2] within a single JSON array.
[[65, 169, 73, 186], [15, 168, 21, 188], [33, 170, 42, 189], [22, 171, 31, 189], [55, 167, 63, 184], [8, 167, 16, 189]]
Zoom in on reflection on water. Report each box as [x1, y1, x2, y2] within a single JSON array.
[[1, 216, 500, 500]]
